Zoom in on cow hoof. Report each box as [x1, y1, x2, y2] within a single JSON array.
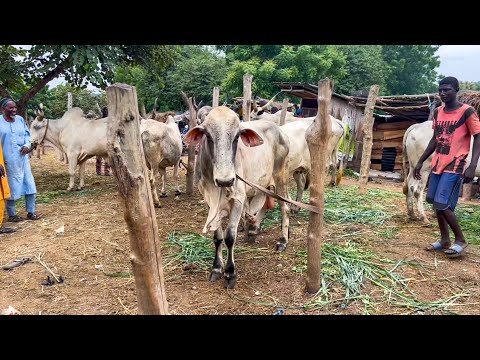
[[246, 234, 257, 243], [160, 193, 168, 198], [77, 187, 83, 191], [276, 242, 287, 252], [67, 187, 74, 192], [175, 190, 182, 196], [223, 274, 237, 289], [209, 269, 223, 282], [154, 203, 162, 208]]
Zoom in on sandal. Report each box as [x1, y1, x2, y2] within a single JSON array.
[[8, 215, 24, 223], [0, 227, 16, 234], [27, 213, 41, 221], [425, 240, 450, 252], [444, 243, 468, 258]]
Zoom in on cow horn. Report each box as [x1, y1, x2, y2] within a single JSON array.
[[259, 93, 278, 111], [36, 104, 45, 121]]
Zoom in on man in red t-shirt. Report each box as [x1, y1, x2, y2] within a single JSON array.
[[414, 76, 480, 258]]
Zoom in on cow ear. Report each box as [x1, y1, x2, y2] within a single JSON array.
[[184, 126, 205, 145], [240, 128, 263, 147]]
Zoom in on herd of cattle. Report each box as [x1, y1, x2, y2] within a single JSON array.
[[27, 101, 479, 288]]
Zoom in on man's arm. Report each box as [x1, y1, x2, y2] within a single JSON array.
[[414, 135, 436, 180], [464, 133, 480, 183]]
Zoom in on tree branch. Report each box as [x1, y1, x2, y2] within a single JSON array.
[[17, 54, 73, 109], [0, 86, 11, 99]]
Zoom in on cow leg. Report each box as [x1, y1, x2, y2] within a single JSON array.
[[67, 156, 78, 192], [416, 169, 430, 222], [209, 228, 224, 282], [78, 162, 86, 190], [223, 201, 243, 289], [173, 162, 181, 196], [159, 168, 167, 198], [42, 145, 45, 155], [36, 145, 41, 159], [244, 194, 267, 243], [330, 152, 338, 186], [150, 167, 161, 208], [292, 170, 306, 213], [274, 166, 290, 252], [406, 172, 416, 220]]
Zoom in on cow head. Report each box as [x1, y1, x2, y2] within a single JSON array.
[[30, 104, 48, 147], [184, 106, 263, 187]]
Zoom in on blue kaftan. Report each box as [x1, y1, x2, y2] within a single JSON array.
[[0, 115, 37, 200]]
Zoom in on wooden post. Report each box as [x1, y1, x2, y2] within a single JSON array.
[[106, 83, 169, 315], [212, 87, 220, 108], [242, 74, 253, 121], [358, 85, 380, 193], [181, 91, 197, 195], [67, 92, 72, 110], [279, 98, 289, 126], [304, 79, 333, 294], [140, 103, 147, 119]]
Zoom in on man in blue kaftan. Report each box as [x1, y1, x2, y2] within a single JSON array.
[[0, 98, 41, 222]]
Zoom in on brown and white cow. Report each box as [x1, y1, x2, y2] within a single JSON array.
[[184, 106, 290, 289], [140, 116, 183, 207]]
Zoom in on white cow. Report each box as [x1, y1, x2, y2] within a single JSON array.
[[251, 110, 296, 124], [402, 120, 480, 222], [184, 106, 290, 289], [280, 116, 346, 203], [140, 116, 183, 208], [30, 107, 109, 191]]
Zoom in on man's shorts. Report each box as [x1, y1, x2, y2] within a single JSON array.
[[426, 172, 463, 211]]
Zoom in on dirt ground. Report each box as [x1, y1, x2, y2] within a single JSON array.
[[1, 149, 479, 315]]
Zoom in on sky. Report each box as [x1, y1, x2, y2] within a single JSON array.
[[43, 45, 480, 89]]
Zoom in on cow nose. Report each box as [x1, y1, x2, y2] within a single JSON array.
[[215, 178, 235, 187]]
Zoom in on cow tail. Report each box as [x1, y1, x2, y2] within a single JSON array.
[[402, 125, 413, 196], [304, 171, 310, 190]]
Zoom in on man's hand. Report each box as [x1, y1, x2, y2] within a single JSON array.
[[413, 162, 423, 180], [0, 164, 5, 178], [463, 165, 476, 183], [20, 145, 29, 155]]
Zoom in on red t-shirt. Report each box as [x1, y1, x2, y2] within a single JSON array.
[[431, 104, 480, 174]]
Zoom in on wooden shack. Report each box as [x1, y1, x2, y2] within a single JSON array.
[[274, 83, 480, 175]]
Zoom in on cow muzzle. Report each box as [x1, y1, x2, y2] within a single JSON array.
[[215, 177, 235, 187]]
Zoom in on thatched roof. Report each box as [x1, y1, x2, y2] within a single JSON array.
[[274, 82, 480, 122]]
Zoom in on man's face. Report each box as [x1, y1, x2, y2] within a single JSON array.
[[438, 84, 456, 103]]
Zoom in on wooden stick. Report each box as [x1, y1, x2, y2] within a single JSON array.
[[35, 253, 61, 283]]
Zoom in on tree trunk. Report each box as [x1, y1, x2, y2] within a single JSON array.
[[358, 85, 380, 193], [242, 74, 253, 121], [304, 79, 333, 294], [106, 83, 169, 315], [212, 87, 220, 108], [279, 98, 289, 126], [181, 91, 197, 195]]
